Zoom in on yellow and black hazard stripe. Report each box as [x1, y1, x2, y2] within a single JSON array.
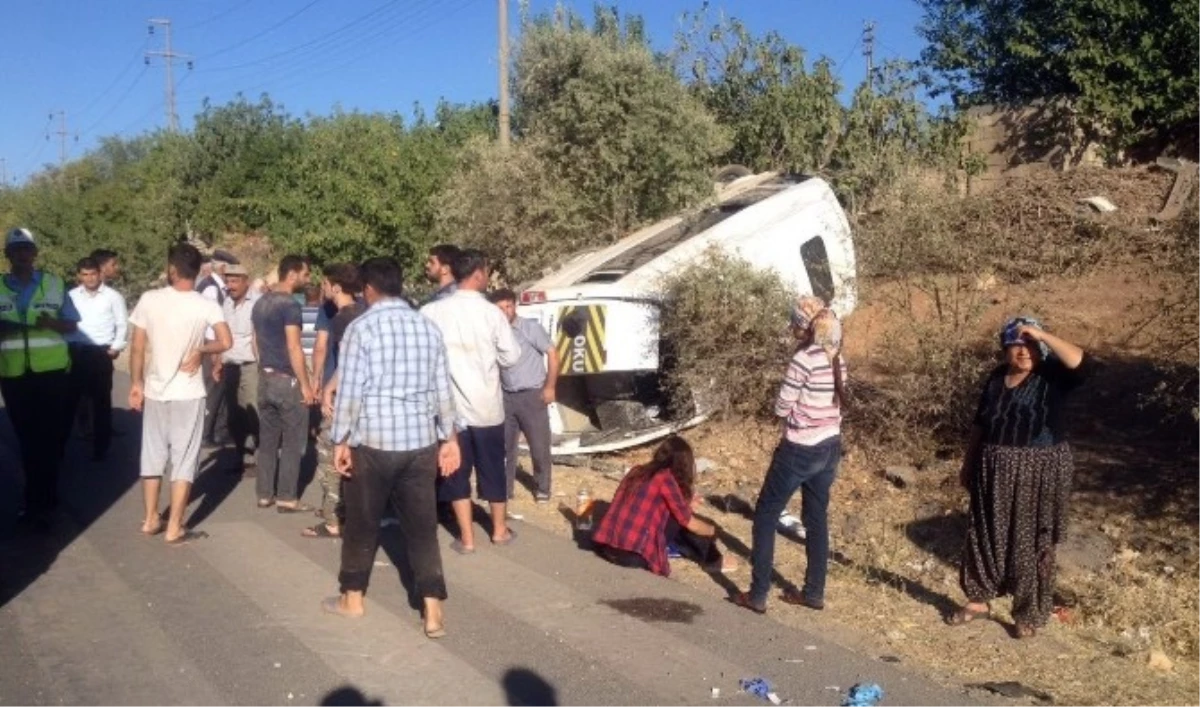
[[555, 304, 607, 375]]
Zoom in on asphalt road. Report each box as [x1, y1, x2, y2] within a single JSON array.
[[0, 372, 981, 706]]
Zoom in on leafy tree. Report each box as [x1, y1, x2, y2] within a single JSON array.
[[182, 95, 302, 239], [435, 135, 592, 285], [514, 6, 729, 239], [673, 12, 843, 173], [270, 108, 467, 279], [917, 0, 1200, 151]]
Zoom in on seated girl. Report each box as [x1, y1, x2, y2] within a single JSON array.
[[591, 436, 737, 576]]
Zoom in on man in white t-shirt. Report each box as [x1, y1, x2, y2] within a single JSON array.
[[128, 242, 231, 545], [420, 249, 521, 552]]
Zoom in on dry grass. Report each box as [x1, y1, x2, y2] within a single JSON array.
[[511, 419, 1198, 706]]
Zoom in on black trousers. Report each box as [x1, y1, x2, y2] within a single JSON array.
[[339, 444, 447, 600], [68, 344, 114, 457], [597, 516, 722, 569], [0, 370, 72, 514], [202, 356, 228, 445]]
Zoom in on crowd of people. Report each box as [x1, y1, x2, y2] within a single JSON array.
[[1, 225, 1090, 641]]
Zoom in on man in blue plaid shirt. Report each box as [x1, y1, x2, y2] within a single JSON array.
[[323, 257, 461, 639]]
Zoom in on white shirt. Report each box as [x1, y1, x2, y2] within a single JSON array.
[[128, 286, 225, 402], [200, 272, 226, 341], [66, 284, 128, 351], [420, 289, 521, 427], [221, 293, 258, 364]]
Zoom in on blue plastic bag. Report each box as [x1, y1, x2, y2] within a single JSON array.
[[842, 682, 883, 706]]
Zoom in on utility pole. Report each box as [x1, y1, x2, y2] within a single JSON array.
[[497, 0, 510, 149], [48, 110, 74, 167], [862, 20, 876, 91], [145, 18, 193, 132]]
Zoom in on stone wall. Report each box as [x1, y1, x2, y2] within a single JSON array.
[[961, 101, 1104, 194]]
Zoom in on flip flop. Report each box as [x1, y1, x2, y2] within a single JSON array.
[[321, 596, 364, 619], [449, 540, 476, 555], [276, 502, 316, 514], [779, 588, 824, 611], [165, 529, 209, 546], [301, 523, 341, 539], [492, 529, 517, 546], [729, 591, 767, 615]]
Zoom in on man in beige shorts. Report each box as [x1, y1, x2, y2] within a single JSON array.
[[128, 242, 231, 545]]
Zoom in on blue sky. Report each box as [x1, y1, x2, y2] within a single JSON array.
[[1, 0, 927, 185]]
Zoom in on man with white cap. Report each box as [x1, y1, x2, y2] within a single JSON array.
[[0, 227, 81, 528]]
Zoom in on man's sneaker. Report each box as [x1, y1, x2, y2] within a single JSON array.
[[534, 493, 551, 505]]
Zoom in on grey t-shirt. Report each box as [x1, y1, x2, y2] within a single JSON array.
[[251, 291, 302, 375], [501, 316, 554, 393]]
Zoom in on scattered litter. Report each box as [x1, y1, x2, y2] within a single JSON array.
[[841, 682, 883, 706], [783, 659, 803, 664], [1148, 649, 1174, 672], [739, 677, 779, 704], [696, 457, 720, 474], [824, 686, 841, 692], [804, 645, 817, 651], [507, 511, 526, 521], [777, 512, 806, 539], [710, 687, 721, 699], [287, 693, 294, 701], [273, 662, 282, 669], [968, 681, 1053, 704], [373, 560, 391, 567], [1077, 195, 1118, 213], [880, 655, 901, 664]]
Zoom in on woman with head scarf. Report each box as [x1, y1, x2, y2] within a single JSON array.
[[733, 295, 847, 614], [948, 317, 1090, 638]]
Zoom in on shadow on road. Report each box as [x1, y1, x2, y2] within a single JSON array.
[[502, 667, 559, 706], [318, 685, 383, 706], [0, 406, 143, 608]]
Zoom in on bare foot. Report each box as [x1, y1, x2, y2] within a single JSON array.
[[321, 595, 364, 618], [423, 600, 445, 638], [141, 519, 163, 536]]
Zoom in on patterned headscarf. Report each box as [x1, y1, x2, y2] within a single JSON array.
[[791, 295, 842, 360], [999, 316, 1050, 358]]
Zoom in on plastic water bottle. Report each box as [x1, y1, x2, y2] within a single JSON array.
[[576, 486, 594, 531]]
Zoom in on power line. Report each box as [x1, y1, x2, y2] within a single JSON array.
[[146, 18, 194, 132], [203, 0, 325, 60], [199, 0, 414, 73], [79, 67, 149, 137], [182, 0, 256, 30], [200, 0, 467, 99], [47, 110, 77, 167], [834, 38, 861, 79], [862, 20, 876, 90], [75, 39, 151, 119]]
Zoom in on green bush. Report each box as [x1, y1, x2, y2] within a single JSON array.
[[656, 251, 796, 419]]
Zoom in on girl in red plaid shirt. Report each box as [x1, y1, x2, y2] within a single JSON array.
[[592, 436, 737, 576]]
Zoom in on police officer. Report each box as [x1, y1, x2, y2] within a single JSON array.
[[0, 228, 80, 527]]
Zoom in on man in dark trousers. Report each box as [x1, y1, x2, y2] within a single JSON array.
[[66, 256, 128, 461], [251, 255, 315, 512], [198, 249, 238, 446], [0, 228, 80, 529]]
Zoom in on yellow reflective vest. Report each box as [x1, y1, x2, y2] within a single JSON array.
[[0, 272, 71, 377]]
